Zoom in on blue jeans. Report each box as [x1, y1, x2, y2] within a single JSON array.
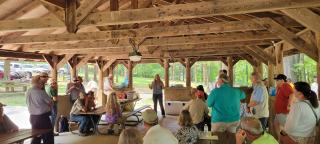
[[70, 114, 91, 133], [50, 103, 57, 127], [259, 117, 268, 130]]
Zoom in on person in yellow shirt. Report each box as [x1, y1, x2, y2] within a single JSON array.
[[236, 117, 278, 144]]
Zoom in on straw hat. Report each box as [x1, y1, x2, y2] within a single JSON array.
[[142, 109, 158, 125], [0, 102, 6, 107]]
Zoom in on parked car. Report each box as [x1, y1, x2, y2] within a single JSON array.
[[34, 64, 51, 74], [58, 67, 68, 74], [21, 64, 34, 78], [0, 67, 4, 79]]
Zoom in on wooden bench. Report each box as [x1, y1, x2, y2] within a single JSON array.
[[122, 105, 151, 126], [97, 105, 151, 135], [0, 129, 50, 144]]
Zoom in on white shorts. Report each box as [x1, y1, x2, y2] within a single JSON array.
[[211, 121, 240, 133]]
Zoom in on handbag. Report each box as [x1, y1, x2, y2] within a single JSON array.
[[280, 131, 297, 144], [301, 101, 320, 144]]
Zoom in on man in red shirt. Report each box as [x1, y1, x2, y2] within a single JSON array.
[[273, 74, 294, 141]]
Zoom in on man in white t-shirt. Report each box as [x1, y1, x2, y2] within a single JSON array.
[[142, 109, 178, 144]]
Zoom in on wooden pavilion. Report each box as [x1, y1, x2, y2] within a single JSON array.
[[0, 0, 320, 115]]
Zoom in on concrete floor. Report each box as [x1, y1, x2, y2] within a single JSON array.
[[5, 105, 218, 144], [22, 115, 178, 144]]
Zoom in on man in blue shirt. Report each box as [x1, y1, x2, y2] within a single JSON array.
[[207, 73, 246, 144]]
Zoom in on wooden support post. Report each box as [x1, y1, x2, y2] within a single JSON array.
[[4, 60, 10, 80], [93, 65, 97, 81], [128, 61, 133, 89], [96, 60, 105, 106], [68, 57, 78, 79], [84, 64, 89, 82], [164, 59, 169, 87], [316, 32, 320, 100], [51, 56, 58, 81], [65, 0, 77, 33], [275, 44, 284, 74], [227, 57, 234, 86], [268, 62, 275, 87], [186, 58, 191, 87], [254, 61, 263, 76]]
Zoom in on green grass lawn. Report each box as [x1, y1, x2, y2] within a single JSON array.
[[0, 76, 208, 106]]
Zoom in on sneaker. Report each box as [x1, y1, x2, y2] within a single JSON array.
[[53, 132, 59, 136], [162, 115, 166, 118]]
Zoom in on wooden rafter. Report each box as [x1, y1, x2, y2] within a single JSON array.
[[102, 59, 116, 72], [246, 45, 276, 64], [255, 18, 318, 60], [57, 54, 74, 69], [76, 55, 93, 69], [241, 47, 268, 64], [40, 0, 65, 22], [0, 0, 319, 32], [0, 19, 265, 44], [281, 8, 320, 32], [23, 31, 277, 51], [76, 0, 102, 26]]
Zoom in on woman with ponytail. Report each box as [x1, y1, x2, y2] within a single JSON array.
[[284, 82, 320, 144]]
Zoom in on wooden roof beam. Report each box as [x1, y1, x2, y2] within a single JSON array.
[[255, 18, 318, 60], [281, 8, 320, 32], [76, 0, 102, 26], [0, 19, 265, 44], [40, 0, 65, 22], [246, 45, 276, 64], [22, 31, 278, 51], [102, 58, 116, 72], [65, 0, 77, 33], [0, 0, 319, 32]]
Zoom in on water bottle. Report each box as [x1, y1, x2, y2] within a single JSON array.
[[204, 124, 209, 136]]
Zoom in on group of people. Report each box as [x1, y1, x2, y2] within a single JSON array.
[[117, 71, 319, 144]]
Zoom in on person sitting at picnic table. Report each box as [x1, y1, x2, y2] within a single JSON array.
[[183, 91, 209, 131], [0, 102, 18, 133], [84, 91, 100, 131], [207, 73, 246, 144], [195, 85, 208, 101], [118, 128, 143, 144], [26, 73, 54, 144], [70, 92, 92, 136], [236, 117, 278, 144], [142, 109, 178, 144], [105, 92, 122, 135], [283, 82, 320, 144], [175, 110, 199, 144], [66, 77, 86, 104]]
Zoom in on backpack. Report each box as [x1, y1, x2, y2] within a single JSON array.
[[58, 116, 69, 133]]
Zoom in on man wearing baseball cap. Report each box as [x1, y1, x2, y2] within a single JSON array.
[[142, 109, 178, 144], [273, 74, 294, 141], [207, 73, 246, 144], [0, 102, 18, 133]]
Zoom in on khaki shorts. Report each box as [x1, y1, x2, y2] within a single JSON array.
[[211, 121, 240, 133], [274, 114, 287, 126]]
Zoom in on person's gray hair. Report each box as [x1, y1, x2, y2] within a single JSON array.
[[240, 117, 264, 135]]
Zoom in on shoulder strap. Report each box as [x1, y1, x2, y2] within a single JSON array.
[[301, 101, 320, 126]]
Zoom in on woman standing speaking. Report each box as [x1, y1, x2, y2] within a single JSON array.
[[149, 74, 166, 118]]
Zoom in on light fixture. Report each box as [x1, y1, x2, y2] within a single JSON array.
[[128, 38, 142, 62], [129, 50, 142, 62]]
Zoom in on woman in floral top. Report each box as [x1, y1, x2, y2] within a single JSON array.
[[175, 110, 200, 144]]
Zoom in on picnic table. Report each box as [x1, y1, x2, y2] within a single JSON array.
[[0, 129, 50, 144], [198, 132, 219, 144], [78, 106, 105, 135], [0, 80, 29, 92]]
